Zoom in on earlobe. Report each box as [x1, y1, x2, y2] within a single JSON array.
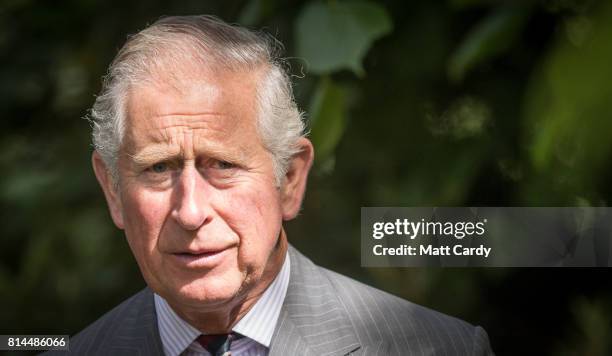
[[92, 151, 125, 229], [281, 138, 314, 220]]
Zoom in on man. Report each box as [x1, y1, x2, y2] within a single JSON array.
[[58, 15, 493, 355]]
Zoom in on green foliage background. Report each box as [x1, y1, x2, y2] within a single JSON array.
[[1, 0, 612, 355]]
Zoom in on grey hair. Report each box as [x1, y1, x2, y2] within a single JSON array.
[[88, 15, 306, 186]]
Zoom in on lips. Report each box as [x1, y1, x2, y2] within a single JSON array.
[[170, 246, 234, 268]]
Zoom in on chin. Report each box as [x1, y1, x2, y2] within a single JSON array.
[[170, 273, 246, 308]]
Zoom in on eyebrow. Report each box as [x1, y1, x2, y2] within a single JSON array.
[[127, 143, 246, 168], [127, 145, 182, 168]]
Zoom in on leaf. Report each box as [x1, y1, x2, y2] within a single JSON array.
[[295, 0, 392, 76], [308, 76, 348, 167], [448, 5, 530, 83], [525, 4, 612, 176]]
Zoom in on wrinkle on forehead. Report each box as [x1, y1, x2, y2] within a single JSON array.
[[124, 120, 254, 166], [154, 116, 233, 143], [125, 112, 253, 148]]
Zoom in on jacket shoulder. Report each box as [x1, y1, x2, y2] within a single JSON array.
[[319, 267, 493, 355], [45, 288, 160, 355]]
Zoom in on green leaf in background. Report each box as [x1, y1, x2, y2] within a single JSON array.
[[448, 5, 530, 83], [524, 2, 612, 198], [295, 0, 392, 76], [308, 76, 348, 167]]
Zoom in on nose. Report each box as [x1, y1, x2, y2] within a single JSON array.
[[171, 165, 210, 230]]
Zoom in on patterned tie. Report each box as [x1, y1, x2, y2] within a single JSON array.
[[196, 333, 243, 356]]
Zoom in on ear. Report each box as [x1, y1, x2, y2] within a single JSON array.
[[92, 151, 125, 229], [281, 138, 314, 220]]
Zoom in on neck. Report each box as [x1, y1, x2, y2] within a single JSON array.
[[168, 229, 288, 334]]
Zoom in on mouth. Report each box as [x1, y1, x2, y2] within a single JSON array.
[[171, 247, 233, 268]]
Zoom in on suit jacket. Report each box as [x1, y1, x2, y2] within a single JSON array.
[[46, 246, 494, 355]]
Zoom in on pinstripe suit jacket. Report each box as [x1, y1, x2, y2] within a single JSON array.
[[48, 246, 493, 355]]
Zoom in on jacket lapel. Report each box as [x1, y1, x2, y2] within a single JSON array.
[[269, 246, 361, 356], [108, 288, 165, 355]]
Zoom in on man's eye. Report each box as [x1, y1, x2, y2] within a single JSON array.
[[214, 160, 235, 170], [150, 162, 168, 173]]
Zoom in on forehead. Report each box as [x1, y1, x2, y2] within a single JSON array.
[[123, 68, 264, 153]]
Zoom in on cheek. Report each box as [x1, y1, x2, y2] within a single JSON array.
[[122, 189, 170, 249], [216, 185, 282, 260]]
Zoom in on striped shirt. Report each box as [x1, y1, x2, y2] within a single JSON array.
[[154, 252, 290, 356]]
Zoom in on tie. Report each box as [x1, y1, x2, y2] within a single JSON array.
[[196, 333, 242, 356]]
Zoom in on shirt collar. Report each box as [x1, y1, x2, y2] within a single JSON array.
[[154, 251, 291, 356]]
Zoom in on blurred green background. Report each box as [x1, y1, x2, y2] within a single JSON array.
[[1, 0, 612, 355]]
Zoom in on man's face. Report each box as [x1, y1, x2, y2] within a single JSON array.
[[95, 68, 298, 310]]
